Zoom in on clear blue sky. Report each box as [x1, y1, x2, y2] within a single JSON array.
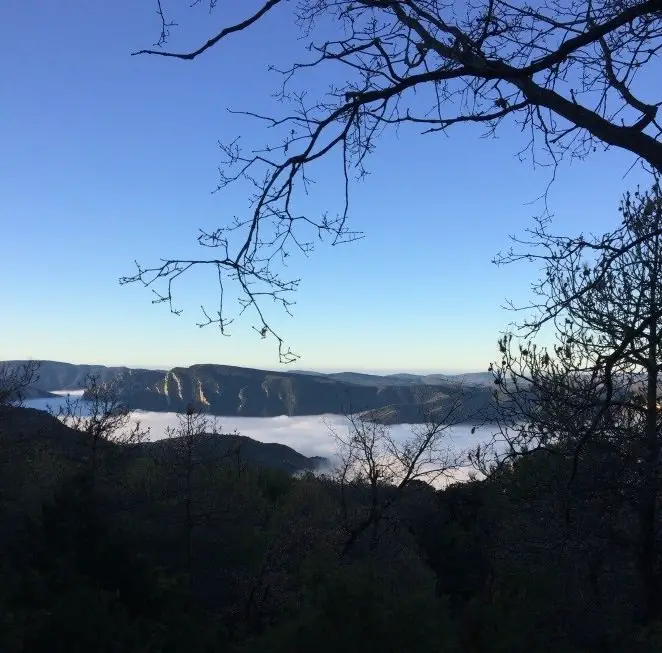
[[0, 0, 654, 373]]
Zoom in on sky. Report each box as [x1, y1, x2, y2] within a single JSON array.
[[1, 0, 656, 374]]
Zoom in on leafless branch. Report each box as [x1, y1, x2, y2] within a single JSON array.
[[127, 0, 662, 358]]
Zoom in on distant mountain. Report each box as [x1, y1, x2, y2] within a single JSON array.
[[6, 360, 497, 425], [325, 371, 495, 387], [384, 373, 426, 384], [326, 372, 412, 386], [424, 372, 495, 386], [2, 360, 163, 392]]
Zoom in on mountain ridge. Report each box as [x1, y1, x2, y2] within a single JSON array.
[[6, 360, 497, 424]]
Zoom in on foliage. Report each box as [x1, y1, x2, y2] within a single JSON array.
[[0, 361, 39, 412], [481, 181, 662, 623], [2, 398, 662, 652]]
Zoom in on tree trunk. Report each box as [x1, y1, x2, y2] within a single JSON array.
[[640, 354, 659, 621], [640, 241, 661, 622], [185, 429, 193, 577]]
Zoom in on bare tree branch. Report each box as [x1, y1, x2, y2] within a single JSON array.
[[482, 181, 662, 618], [0, 360, 40, 411], [126, 0, 662, 359], [329, 392, 466, 555], [133, 0, 284, 59]]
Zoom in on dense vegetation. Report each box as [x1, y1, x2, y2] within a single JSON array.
[[1, 397, 662, 653]]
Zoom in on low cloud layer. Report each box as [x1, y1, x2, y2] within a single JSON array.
[[24, 395, 495, 466]]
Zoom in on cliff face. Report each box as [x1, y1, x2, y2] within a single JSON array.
[[9, 360, 496, 424], [122, 364, 426, 415], [118, 364, 495, 423]]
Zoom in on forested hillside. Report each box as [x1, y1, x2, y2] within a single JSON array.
[[1, 397, 661, 652]]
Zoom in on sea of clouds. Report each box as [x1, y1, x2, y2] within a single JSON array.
[[25, 391, 497, 478]]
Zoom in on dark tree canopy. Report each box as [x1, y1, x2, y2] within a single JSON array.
[[123, 0, 662, 360], [0, 360, 39, 411], [482, 182, 662, 619]]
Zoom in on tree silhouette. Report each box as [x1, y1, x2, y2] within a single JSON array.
[[483, 181, 662, 621], [123, 0, 662, 358]]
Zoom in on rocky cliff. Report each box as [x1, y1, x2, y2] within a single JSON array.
[[9, 360, 496, 424]]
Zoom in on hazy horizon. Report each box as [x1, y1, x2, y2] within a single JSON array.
[[3, 357, 489, 377]]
